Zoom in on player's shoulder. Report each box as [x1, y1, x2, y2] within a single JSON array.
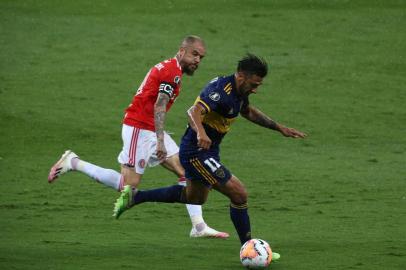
[[154, 58, 181, 73], [203, 75, 235, 96], [152, 57, 182, 85], [198, 75, 234, 106]]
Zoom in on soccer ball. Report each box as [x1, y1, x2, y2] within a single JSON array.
[[240, 239, 273, 269]]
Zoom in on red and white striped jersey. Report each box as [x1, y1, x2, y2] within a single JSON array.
[[123, 57, 182, 131]]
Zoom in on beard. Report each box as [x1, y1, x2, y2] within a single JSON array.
[[183, 64, 197, 75]]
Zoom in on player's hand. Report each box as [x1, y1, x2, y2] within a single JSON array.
[[197, 132, 212, 150], [156, 141, 167, 161], [280, 126, 307, 138]]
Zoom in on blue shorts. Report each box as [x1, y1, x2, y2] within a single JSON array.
[[180, 150, 232, 187]]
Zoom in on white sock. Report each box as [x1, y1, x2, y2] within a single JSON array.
[[178, 178, 205, 229], [186, 205, 204, 225], [72, 158, 121, 191]]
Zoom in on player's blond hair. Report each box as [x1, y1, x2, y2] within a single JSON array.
[[180, 35, 205, 48]]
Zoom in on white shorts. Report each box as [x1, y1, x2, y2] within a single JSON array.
[[117, 124, 179, 174]]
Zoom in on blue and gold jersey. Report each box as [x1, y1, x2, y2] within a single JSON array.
[[181, 74, 248, 150]]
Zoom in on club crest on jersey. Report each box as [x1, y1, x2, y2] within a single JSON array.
[[209, 92, 220, 102], [138, 159, 146, 169], [215, 168, 226, 178], [174, 76, 181, 85]]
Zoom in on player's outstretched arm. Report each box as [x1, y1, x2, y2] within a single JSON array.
[[154, 92, 170, 161], [187, 104, 212, 149], [241, 105, 306, 138]]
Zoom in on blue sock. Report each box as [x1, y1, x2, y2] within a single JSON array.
[[133, 185, 186, 204], [230, 203, 251, 245]]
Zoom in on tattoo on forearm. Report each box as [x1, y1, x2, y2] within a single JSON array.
[[247, 107, 278, 130], [154, 94, 170, 141], [253, 114, 278, 129]]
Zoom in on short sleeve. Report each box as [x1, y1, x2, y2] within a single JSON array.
[[195, 84, 223, 113], [157, 62, 181, 98]]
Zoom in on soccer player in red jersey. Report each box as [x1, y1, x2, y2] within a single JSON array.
[[48, 36, 229, 238]]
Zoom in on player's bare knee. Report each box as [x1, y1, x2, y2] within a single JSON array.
[[162, 155, 185, 177], [231, 189, 248, 205], [233, 195, 248, 205]]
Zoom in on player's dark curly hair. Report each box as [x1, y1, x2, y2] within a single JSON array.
[[237, 54, 268, 78]]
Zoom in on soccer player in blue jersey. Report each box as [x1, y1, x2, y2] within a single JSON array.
[[113, 54, 306, 249]]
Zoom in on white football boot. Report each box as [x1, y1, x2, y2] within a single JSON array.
[[190, 224, 230, 238], [48, 150, 78, 183]]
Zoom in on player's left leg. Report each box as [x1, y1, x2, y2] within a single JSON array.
[[162, 154, 229, 238], [48, 150, 122, 190], [214, 176, 282, 260], [113, 178, 209, 219], [213, 175, 251, 245]]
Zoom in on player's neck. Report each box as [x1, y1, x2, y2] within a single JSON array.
[[175, 53, 185, 73], [234, 73, 245, 97], [175, 53, 181, 63]]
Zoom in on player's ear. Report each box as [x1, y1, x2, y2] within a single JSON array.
[[178, 47, 186, 59], [235, 71, 246, 83]]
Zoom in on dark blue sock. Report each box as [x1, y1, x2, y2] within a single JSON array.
[[133, 185, 186, 204], [230, 203, 251, 245]]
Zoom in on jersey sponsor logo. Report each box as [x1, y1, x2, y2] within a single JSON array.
[[159, 83, 174, 97], [209, 92, 220, 102], [174, 76, 181, 85], [155, 63, 164, 70]]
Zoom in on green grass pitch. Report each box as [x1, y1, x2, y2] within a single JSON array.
[[1, 0, 405, 269]]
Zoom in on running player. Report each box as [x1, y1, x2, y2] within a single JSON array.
[[113, 54, 306, 250], [48, 35, 229, 238]]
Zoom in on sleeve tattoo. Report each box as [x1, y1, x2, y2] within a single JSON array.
[[154, 93, 170, 141], [243, 106, 279, 130]]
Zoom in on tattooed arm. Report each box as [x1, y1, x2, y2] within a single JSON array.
[[241, 105, 306, 138], [154, 92, 170, 161]]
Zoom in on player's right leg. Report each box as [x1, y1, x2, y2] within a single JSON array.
[[120, 164, 142, 189], [116, 124, 159, 190]]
